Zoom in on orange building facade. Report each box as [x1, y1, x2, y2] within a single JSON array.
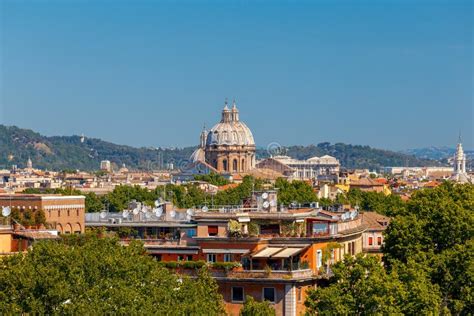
[[0, 194, 85, 234]]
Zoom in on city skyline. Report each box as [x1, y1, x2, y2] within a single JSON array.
[[1, 1, 472, 150]]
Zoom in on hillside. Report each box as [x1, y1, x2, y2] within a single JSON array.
[[0, 125, 440, 171]]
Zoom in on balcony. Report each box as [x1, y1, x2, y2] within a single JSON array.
[[223, 268, 314, 280]]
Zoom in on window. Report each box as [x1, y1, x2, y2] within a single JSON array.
[[223, 159, 228, 171], [67, 210, 70, 217], [186, 228, 196, 237], [316, 250, 322, 269], [207, 254, 217, 263], [76, 209, 79, 216], [368, 237, 373, 246], [58, 210, 61, 217], [377, 236, 382, 246], [297, 287, 302, 302], [262, 287, 276, 303], [231, 287, 244, 303], [351, 242, 355, 255], [187, 255, 193, 261], [233, 159, 238, 172], [208, 226, 218, 236], [224, 253, 232, 262], [177, 255, 183, 261], [312, 222, 328, 235]]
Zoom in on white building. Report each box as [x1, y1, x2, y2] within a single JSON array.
[[450, 136, 472, 183], [256, 155, 340, 181]]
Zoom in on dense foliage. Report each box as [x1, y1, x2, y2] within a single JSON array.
[[334, 188, 406, 216], [240, 296, 275, 316], [194, 172, 230, 186], [1, 125, 438, 171], [0, 235, 225, 315], [383, 182, 473, 313], [305, 183, 474, 315], [305, 255, 441, 315], [274, 178, 318, 205]]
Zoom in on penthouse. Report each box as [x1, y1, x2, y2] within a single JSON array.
[[86, 192, 365, 316]]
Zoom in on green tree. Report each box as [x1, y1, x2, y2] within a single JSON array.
[[240, 296, 275, 316], [383, 182, 473, 314], [0, 235, 224, 315], [304, 254, 441, 315], [194, 172, 230, 186]]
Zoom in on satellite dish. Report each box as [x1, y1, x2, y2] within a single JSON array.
[[145, 212, 152, 219], [170, 210, 176, 218], [202, 206, 209, 212], [1, 206, 11, 217], [141, 205, 148, 213], [186, 214, 192, 221], [186, 209, 194, 216], [270, 200, 277, 207], [154, 207, 163, 217], [290, 202, 297, 208], [99, 211, 107, 219], [262, 192, 269, 200], [154, 200, 161, 207], [122, 210, 129, 218], [263, 201, 270, 209], [132, 208, 140, 215]]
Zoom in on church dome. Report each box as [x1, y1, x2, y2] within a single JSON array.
[[205, 101, 255, 147]]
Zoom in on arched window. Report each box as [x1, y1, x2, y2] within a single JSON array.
[[233, 159, 238, 172], [223, 159, 228, 171]]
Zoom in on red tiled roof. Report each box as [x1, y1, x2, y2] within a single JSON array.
[[362, 212, 390, 231]]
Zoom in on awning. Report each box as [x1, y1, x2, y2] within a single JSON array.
[[251, 246, 308, 259], [202, 248, 250, 254], [252, 247, 284, 258], [271, 247, 306, 258]]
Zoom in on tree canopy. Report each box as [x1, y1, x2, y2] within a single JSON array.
[[306, 182, 473, 315], [239, 296, 275, 316], [0, 234, 225, 315]]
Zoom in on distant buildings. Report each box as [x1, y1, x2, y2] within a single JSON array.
[[256, 155, 340, 182], [450, 136, 472, 184], [190, 100, 256, 173], [100, 160, 112, 172], [0, 194, 85, 234]]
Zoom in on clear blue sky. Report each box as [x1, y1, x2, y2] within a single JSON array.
[[1, 0, 472, 150]]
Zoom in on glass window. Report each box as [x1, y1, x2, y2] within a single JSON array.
[[231, 287, 244, 302], [312, 222, 328, 235], [208, 226, 218, 236], [224, 253, 232, 262], [297, 287, 302, 302], [187, 255, 193, 261], [207, 254, 216, 263], [316, 250, 322, 269], [377, 236, 382, 245], [186, 228, 196, 237], [368, 237, 373, 246], [263, 287, 276, 303]]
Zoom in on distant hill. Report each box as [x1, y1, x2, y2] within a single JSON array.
[[0, 125, 440, 171], [402, 146, 473, 168], [403, 146, 474, 160], [256, 142, 441, 170]]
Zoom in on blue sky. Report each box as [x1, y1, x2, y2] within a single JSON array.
[[1, 0, 472, 150]]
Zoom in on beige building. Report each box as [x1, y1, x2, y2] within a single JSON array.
[[190, 100, 256, 173], [0, 194, 85, 234]]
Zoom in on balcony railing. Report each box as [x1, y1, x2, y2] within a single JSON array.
[[179, 268, 314, 280]]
